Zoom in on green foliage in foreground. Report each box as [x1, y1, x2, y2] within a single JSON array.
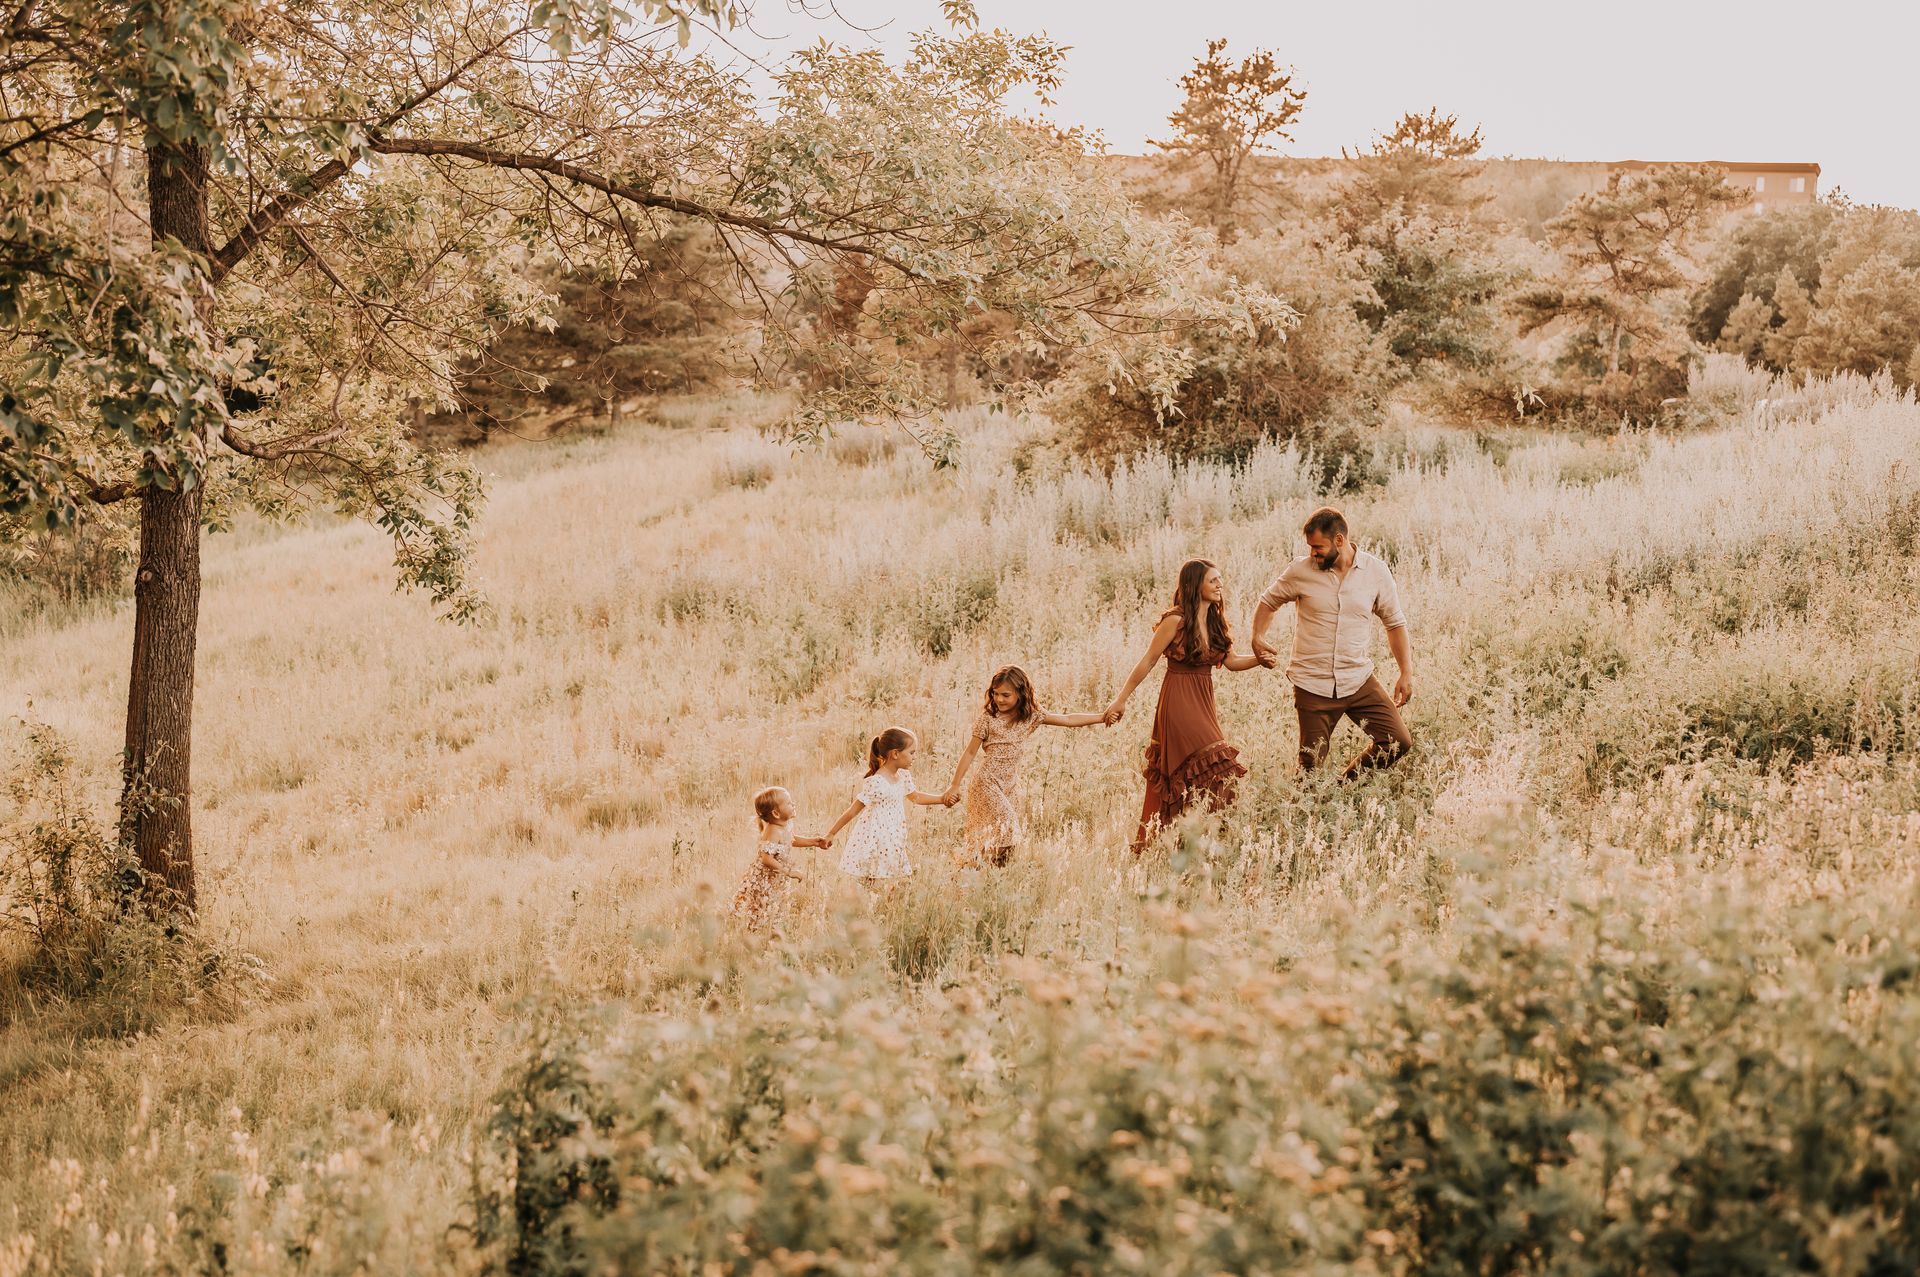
[[475, 851, 1920, 1276]]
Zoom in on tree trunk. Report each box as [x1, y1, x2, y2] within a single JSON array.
[[123, 136, 212, 912]]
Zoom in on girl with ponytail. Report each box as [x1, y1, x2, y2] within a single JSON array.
[[825, 726, 955, 882]]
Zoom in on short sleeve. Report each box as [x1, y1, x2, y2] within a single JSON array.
[[899, 768, 916, 791], [1258, 567, 1298, 611], [973, 714, 992, 744], [1372, 563, 1407, 629], [857, 773, 887, 804]]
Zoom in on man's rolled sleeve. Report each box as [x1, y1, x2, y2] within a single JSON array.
[[1258, 572, 1297, 612], [1373, 569, 1407, 630]]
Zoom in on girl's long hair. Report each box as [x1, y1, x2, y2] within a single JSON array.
[[984, 665, 1039, 723], [1165, 558, 1231, 663], [865, 726, 917, 776]]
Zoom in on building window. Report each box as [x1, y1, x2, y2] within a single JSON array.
[[1791, 176, 1806, 193], [1754, 176, 1767, 192]]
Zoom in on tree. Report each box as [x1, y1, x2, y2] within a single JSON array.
[[1690, 202, 1836, 348], [439, 225, 740, 443], [1331, 109, 1515, 376], [1514, 165, 1748, 413], [1152, 39, 1306, 236], [1695, 202, 1920, 388], [0, 0, 1254, 912]]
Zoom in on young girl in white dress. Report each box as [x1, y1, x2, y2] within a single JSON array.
[[824, 727, 954, 882]]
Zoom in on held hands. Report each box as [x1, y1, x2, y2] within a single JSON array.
[[1252, 640, 1280, 670], [1102, 701, 1125, 726], [940, 788, 961, 808]]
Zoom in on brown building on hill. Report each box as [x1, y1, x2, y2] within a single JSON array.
[[1530, 159, 1821, 215], [1604, 160, 1820, 213]]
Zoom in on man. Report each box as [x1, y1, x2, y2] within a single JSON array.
[[1250, 506, 1415, 778]]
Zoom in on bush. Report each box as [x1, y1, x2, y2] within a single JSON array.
[[471, 864, 1920, 1275], [0, 512, 136, 627], [1049, 220, 1394, 466], [0, 723, 248, 1048], [1351, 875, 1920, 1275], [469, 1007, 623, 1277]]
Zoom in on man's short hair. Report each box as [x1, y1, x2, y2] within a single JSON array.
[[1302, 506, 1348, 539]]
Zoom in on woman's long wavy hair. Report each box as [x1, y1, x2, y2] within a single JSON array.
[[1165, 559, 1231, 663], [984, 665, 1039, 723], [865, 726, 917, 776]]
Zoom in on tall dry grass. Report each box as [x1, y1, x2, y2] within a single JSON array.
[[3, 374, 1920, 1272]]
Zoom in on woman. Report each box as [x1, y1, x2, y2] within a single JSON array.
[[1105, 559, 1261, 851]]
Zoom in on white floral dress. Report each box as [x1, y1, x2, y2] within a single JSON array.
[[837, 769, 915, 879]]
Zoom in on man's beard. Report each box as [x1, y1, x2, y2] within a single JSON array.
[[1315, 550, 1339, 570]]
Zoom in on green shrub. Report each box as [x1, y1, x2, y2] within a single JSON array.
[[907, 567, 999, 659], [473, 868, 1920, 1276], [1350, 878, 1920, 1276], [0, 723, 248, 1053], [469, 1008, 624, 1277]]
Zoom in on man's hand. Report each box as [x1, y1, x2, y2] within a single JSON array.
[[1252, 638, 1279, 669], [1393, 671, 1413, 707]]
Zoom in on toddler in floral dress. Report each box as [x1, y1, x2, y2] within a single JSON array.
[[824, 727, 954, 882], [728, 786, 830, 929], [941, 665, 1106, 866]]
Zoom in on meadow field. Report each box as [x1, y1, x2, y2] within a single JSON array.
[[7, 367, 1920, 1273]]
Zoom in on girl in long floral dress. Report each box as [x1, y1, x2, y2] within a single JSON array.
[[728, 786, 831, 929], [940, 665, 1106, 866], [824, 727, 954, 884]]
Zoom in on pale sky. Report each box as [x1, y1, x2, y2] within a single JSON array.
[[712, 0, 1919, 210]]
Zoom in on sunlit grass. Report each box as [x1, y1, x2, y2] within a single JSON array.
[[4, 372, 1920, 1271]]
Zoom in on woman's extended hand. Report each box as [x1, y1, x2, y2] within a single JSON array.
[[1102, 701, 1125, 726]]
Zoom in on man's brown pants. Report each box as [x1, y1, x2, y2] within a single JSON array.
[[1295, 676, 1413, 778]]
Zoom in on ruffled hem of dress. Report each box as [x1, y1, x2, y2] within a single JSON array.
[[1143, 738, 1247, 804]]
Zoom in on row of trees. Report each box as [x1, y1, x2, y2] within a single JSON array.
[[1049, 40, 1917, 461], [441, 39, 1919, 464]]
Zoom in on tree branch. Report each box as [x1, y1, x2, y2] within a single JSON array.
[[208, 33, 524, 283], [365, 138, 926, 279], [88, 478, 139, 504], [222, 422, 349, 461]]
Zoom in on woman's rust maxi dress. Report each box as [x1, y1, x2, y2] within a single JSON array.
[[1133, 623, 1248, 851]]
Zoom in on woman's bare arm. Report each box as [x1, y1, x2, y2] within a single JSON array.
[[1104, 614, 1182, 723], [1223, 652, 1264, 673], [1039, 710, 1105, 728]]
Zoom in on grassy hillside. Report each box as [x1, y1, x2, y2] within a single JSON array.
[[6, 373, 1920, 1272]]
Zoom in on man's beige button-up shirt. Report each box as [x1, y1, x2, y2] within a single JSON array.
[[1258, 549, 1407, 699]]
